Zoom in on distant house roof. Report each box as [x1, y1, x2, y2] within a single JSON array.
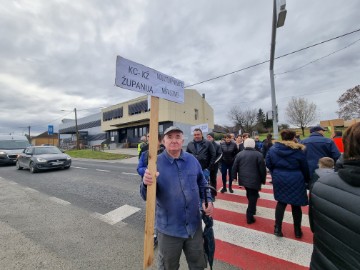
[[320, 119, 344, 127], [34, 131, 59, 139]]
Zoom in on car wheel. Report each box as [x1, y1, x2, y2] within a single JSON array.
[[16, 160, 23, 170], [29, 162, 37, 173]]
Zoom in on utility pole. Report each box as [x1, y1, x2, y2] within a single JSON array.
[[269, 0, 287, 139]]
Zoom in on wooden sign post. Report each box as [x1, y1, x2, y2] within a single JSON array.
[[143, 96, 159, 268], [115, 56, 184, 269]]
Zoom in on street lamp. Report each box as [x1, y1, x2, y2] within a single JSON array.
[[269, 0, 287, 139], [61, 108, 79, 150]]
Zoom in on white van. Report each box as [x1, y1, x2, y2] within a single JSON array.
[[0, 135, 31, 165]]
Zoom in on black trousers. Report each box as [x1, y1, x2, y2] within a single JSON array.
[[245, 187, 259, 218], [209, 164, 218, 198], [275, 201, 302, 227]]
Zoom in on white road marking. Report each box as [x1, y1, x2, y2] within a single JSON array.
[[122, 172, 138, 176], [24, 187, 39, 193], [93, 204, 141, 225], [96, 169, 110, 172], [48, 197, 71, 205], [215, 199, 310, 227], [8, 181, 18, 185], [214, 220, 312, 267], [73, 166, 88, 170]]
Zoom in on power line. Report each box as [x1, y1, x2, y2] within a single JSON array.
[[276, 37, 360, 76], [185, 28, 360, 88]]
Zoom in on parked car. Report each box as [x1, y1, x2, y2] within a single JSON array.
[[0, 135, 31, 165], [16, 146, 71, 173]]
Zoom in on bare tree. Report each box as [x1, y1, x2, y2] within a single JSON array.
[[337, 85, 360, 120], [228, 106, 257, 133], [286, 97, 317, 136]]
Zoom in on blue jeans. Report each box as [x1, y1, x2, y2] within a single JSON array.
[[221, 162, 233, 189]]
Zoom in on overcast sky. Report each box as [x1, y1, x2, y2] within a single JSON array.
[[1, 0, 359, 136]]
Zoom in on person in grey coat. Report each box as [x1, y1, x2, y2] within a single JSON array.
[[232, 138, 266, 224]]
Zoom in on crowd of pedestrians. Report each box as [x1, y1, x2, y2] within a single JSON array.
[[137, 123, 359, 269]]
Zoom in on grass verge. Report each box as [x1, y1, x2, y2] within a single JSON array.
[[65, 149, 133, 160]]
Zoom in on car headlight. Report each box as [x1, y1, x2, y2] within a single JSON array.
[[36, 157, 47, 162], [66, 155, 71, 160], [0, 151, 6, 155]]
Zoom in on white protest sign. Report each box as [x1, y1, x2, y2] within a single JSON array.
[[115, 56, 184, 104], [191, 123, 209, 133]]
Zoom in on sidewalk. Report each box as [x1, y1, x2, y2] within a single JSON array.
[[104, 147, 139, 164]]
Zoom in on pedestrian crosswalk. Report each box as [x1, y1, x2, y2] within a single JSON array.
[[213, 175, 312, 270]]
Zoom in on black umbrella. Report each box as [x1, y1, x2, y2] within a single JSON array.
[[202, 185, 216, 270]]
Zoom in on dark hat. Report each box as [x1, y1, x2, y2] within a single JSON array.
[[207, 132, 215, 138], [310, 125, 326, 133], [164, 126, 183, 135]]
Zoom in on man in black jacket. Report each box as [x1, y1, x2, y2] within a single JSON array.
[[186, 128, 216, 181], [206, 132, 222, 200], [309, 122, 360, 270], [220, 133, 238, 193]]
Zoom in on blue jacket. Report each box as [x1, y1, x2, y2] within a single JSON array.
[[140, 150, 212, 238], [301, 132, 340, 178], [266, 141, 309, 206], [137, 146, 165, 177]]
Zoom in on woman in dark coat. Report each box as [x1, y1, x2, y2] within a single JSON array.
[[266, 130, 310, 238], [232, 138, 266, 224]]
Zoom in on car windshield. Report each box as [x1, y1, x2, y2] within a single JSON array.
[[0, 140, 31, 149], [34, 147, 62, 155]]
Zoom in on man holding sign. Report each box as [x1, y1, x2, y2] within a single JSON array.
[[140, 126, 214, 270]]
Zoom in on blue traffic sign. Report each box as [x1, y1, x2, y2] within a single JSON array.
[[48, 125, 54, 135]]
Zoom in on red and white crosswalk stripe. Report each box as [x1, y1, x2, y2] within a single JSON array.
[[213, 175, 313, 270]]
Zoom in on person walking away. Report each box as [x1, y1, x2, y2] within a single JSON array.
[[309, 122, 360, 270], [309, 157, 334, 190], [220, 133, 238, 193], [140, 126, 213, 270], [138, 134, 148, 159], [232, 138, 266, 224], [186, 128, 216, 181], [206, 132, 222, 200], [266, 130, 310, 238], [302, 125, 340, 179]]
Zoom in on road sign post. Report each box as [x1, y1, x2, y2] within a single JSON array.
[[115, 56, 184, 269]]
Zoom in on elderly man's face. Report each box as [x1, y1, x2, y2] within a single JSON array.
[[164, 131, 184, 152], [193, 131, 203, 142]]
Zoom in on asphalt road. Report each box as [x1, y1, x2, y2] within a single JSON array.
[[0, 159, 237, 270]]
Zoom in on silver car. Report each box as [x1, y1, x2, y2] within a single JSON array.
[[16, 146, 71, 173]]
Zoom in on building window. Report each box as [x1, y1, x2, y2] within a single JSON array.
[[158, 124, 163, 134], [195, 109, 199, 120], [128, 100, 148, 115], [103, 107, 123, 121]]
